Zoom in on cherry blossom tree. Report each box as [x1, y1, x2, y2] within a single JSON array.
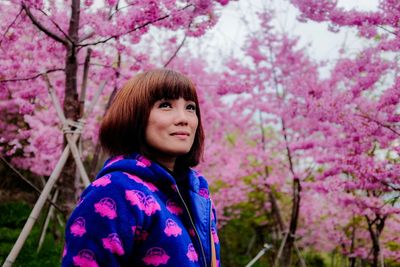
[[287, 1, 400, 265], [215, 9, 324, 265], [0, 0, 229, 213], [215, 3, 400, 265]]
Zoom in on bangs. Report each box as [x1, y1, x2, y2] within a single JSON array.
[[146, 69, 198, 104]]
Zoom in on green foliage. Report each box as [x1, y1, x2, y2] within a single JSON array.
[[219, 181, 283, 267], [385, 259, 400, 267], [225, 132, 237, 145], [0, 202, 64, 266], [219, 202, 337, 267], [302, 250, 327, 266], [0, 202, 31, 228], [219, 209, 273, 267], [388, 240, 400, 251]]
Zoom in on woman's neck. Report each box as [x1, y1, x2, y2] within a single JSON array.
[[154, 156, 176, 172]]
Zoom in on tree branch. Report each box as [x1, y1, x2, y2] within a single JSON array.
[[79, 48, 92, 117], [78, 4, 193, 48], [36, 7, 73, 44], [281, 119, 296, 178], [356, 112, 400, 137], [108, 2, 135, 20], [78, 14, 170, 47], [377, 25, 397, 36], [164, 35, 187, 67], [0, 155, 63, 213], [380, 179, 400, 191], [0, 7, 23, 46], [22, 2, 68, 45], [0, 68, 64, 83]]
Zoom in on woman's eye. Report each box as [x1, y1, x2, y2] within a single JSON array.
[[158, 102, 172, 109], [187, 104, 196, 111]]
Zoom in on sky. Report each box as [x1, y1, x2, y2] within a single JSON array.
[[186, 0, 380, 68]]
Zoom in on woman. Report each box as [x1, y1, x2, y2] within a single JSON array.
[[62, 69, 220, 267]]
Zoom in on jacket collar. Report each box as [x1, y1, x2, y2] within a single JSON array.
[[96, 153, 201, 193]]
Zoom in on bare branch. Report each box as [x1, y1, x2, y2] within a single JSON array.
[[36, 7, 73, 44], [0, 7, 23, 46], [356, 112, 400, 137], [78, 31, 95, 43], [108, 2, 136, 19], [89, 63, 114, 68], [22, 2, 68, 45], [377, 25, 397, 36], [0, 68, 64, 83], [381, 180, 400, 191], [281, 119, 297, 178], [164, 35, 187, 67], [78, 4, 193, 48], [79, 48, 92, 117], [0, 155, 63, 213], [78, 13, 170, 47], [79, 0, 125, 43]]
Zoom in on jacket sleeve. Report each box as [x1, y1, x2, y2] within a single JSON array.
[[62, 173, 139, 267]]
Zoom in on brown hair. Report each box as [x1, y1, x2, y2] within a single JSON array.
[[99, 68, 204, 168]]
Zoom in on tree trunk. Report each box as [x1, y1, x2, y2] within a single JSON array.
[[89, 52, 120, 178], [280, 178, 301, 267], [349, 223, 356, 267], [269, 190, 284, 233], [276, 118, 302, 267], [265, 165, 285, 234], [58, 0, 81, 216], [366, 215, 386, 267]]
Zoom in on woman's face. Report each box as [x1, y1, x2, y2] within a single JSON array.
[[145, 97, 198, 159]]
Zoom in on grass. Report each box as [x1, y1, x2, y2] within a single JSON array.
[[0, 202, 64, 266]]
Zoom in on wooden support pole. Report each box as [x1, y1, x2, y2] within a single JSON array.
[[294, 241, 307, 267], [245, 243, 272, 267], [37, 189, 59, 253], [273, 232, 289, 267], [44, 74, 90, 187], [2, 144, 72, 267], [3, 77, 106, 266]]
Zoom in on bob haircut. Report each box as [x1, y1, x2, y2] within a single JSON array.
[[99, 68, 205, 168]]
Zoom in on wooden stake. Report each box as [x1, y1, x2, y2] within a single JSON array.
[[37, 189, 59, 253], [2, 144, 71, 267], [3, 76, 106, 266]]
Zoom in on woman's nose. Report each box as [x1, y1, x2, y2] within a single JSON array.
[[174, 108, 189, 125]]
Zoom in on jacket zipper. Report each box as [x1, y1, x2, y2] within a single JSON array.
[[208, 201, 213, 266], [175, 185, 208, 267]]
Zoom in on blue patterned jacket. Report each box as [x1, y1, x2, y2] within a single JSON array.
[[62, 153, 220, 267]]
